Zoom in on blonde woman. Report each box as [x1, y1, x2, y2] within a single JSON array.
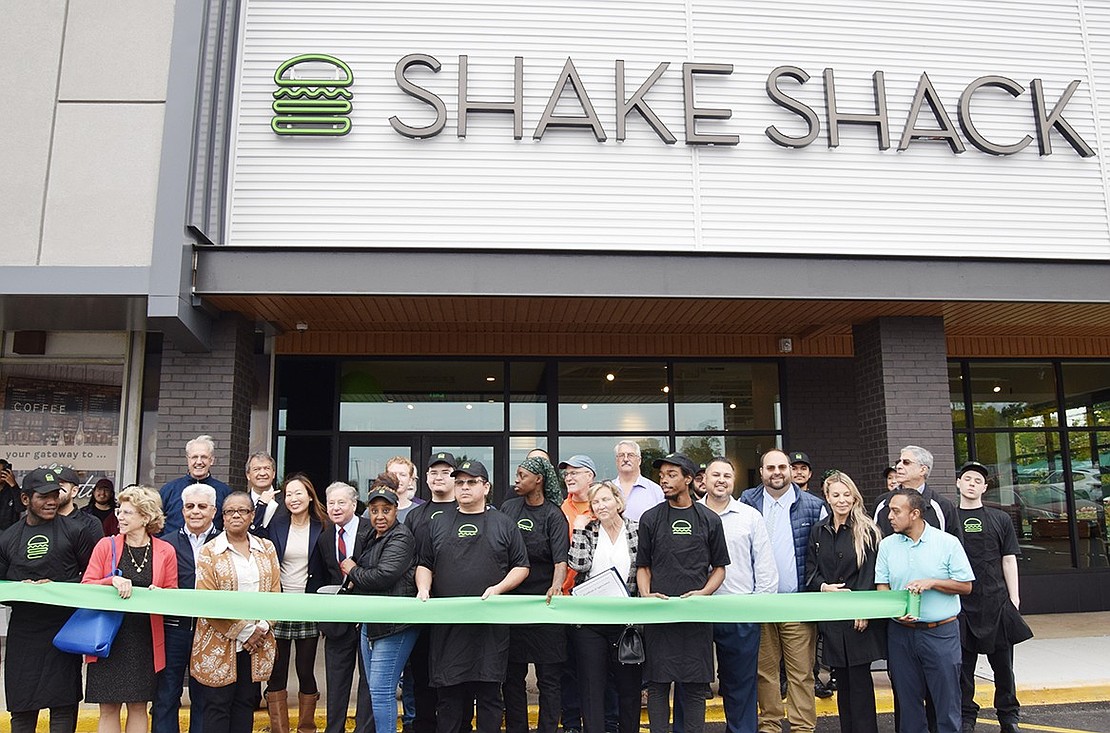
[[805, 472, 885, 733], [82, 485, 178, 733]]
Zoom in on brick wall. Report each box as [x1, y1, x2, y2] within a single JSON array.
[[782, 358, 864, 489], [853, 317, 956, 504], [154, 314, 254, 490]]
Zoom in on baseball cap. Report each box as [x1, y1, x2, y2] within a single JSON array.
[[428, 452, 457, 469], [958, 461, 990, 480], [49, 464, 81, 485], [366, 487, 399, 506], [558, 454, 598, 475], [788, 451, 811, 467], [652, 452, 698, 477], [452, 460, 489, 481], [695, 462, 708, 476], [22, 467, 63, 494]]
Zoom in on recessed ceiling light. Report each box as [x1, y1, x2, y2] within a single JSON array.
[[606, 373, 615, 381], [662, 386, 670, 393], [729, 402, 737, 409], [992, 386, 1002, 393], [406, 404, 415, 410], [486, 376, 496, 382], [581, 403, 589, 410], [465, 404, 473, 410]]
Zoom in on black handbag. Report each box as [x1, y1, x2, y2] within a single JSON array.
[[616, 624, 644, 665]]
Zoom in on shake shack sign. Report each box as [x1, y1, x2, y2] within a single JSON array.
[[271, 53, 1094, 157]]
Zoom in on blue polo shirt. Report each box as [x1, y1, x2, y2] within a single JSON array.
[[875, 523, 975, 623]]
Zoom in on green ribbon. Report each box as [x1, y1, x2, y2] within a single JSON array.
[[0, 581, 919, 623]]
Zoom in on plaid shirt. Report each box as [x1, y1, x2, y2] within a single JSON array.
[[568, 518, 639, 596]]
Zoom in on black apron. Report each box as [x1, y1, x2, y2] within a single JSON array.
[[642, 504, 714, 683], [502, 501, 567, 664], [959, 509, 1032, 653], [429, 511, 512, 687], [3, 522, 84, 711]]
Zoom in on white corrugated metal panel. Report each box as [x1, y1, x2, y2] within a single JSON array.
[[227, 0, 1109, 260]]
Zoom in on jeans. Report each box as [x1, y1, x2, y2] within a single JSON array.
[[402, 668, 417, 725], [362, 626, 421, 733], [152, 621, 204, 733]]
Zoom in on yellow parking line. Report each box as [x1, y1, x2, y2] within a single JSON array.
[[977, 721, 1101, 733]]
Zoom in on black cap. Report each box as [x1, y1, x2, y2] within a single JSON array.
[[788, 451, 811, 467], [49, 464, 81, 485], [695, 462, 708, 476], [652, 452, 697, 477], [366, 487, 399, 506], [958, 461, 990, 480], [451, 460, 489, 481], [428, 452, 457, 469], [21, 467, 63, 494]]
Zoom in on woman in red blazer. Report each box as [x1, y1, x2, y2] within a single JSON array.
[[82, 485, 178, 733]]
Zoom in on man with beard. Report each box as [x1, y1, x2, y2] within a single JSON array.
[[0, 467, 97, 733], [153, 483, 220, 733], [637, 452, 729, 733], [740, 449, 827, 733], [416, 460, 529, 733], [49, 465, 105, 563]]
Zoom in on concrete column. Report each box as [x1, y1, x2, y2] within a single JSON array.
[[853, 317, 955, 503], [154, 314, 254, 489]]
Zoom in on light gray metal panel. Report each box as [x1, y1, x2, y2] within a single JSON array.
[[193, 247, 1110, 304]]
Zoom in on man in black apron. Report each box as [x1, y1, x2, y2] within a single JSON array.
[[636, 453, 729, 733], [414, 460, 530, 733], [955, 462, 1032, 733], [0, 467, 97, 733]]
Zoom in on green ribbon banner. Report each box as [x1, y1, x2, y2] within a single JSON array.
[[0, 581, 919, 624]]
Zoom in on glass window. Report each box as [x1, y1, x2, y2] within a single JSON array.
[[949, 363, 967, 428], [677, 434, 781, 494], [968, 362, 1058, 429], [510, 362, 548, 432], [1062, 363, 1110, 428], [277, 360, 335, 431], [672, 362, 780, 432], [339, 361, 504, 432], [557, 362, 669, 432], [557, 435, 670, 482]]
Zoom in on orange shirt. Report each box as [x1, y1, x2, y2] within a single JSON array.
[[560, 497, 593, 594]]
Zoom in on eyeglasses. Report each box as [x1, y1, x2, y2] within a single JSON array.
[[616, 452, 639, 459], [455, 478, 485, 488], [562, 470, 591, 478], [222, 507, 252, 517], [183, 503, 211, 511], [897, 458, 918, 466], [115, 507, 139, 517]]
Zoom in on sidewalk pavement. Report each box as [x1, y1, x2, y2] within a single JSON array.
[[5, 611, 1109, 731]]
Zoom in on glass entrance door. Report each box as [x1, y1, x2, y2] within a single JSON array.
[[340, 433, 506, 504]]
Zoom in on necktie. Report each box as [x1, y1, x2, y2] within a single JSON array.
[[337, 526, 347, 565]]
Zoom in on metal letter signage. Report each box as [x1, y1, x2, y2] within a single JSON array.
[[272, 54, 355, 136]]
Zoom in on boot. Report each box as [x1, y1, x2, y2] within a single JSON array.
[[266, 690, 290, 733], [297, 691, 320, 733]]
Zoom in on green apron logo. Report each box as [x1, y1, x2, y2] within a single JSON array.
[[26, 534, 49, 560], [517, 518, 534, 531], [272, 54, 354, 136], [431, 509, 444, 520], [671, 519, 692, 535], [458, 523, 479, 538], [963, 517, 983, 533]]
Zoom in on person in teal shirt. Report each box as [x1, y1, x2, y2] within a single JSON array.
[[876, 488, 974, 733]]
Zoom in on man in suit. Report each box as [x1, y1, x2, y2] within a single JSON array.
[[246, 451, 283, 534], [308, 481, 373, 733], [152, 483, 219, 733]]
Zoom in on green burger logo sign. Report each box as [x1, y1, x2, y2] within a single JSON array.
[[272, 54, 354, 136]]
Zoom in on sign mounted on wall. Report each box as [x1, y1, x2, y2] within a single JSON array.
[[272, 54, 355, 136]]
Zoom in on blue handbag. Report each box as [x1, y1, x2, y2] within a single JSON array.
[[53, 537, 125, 657]]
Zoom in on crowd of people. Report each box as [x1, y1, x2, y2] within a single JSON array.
[[0, 435, 1031, 733]]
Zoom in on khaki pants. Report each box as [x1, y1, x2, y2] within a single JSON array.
[[756, 622, 817, 733]]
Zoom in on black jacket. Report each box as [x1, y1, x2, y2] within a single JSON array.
[[347, 521, 417, 641], [873, 483, 959, 537]]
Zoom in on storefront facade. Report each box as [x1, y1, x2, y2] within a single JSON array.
[[3, 0, 1110, 612]]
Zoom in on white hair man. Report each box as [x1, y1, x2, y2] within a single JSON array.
[[159, 435, 232, 536], [872, 445, 959, 537], [612, 440, 664, 522]]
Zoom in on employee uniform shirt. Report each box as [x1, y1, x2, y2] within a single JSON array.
[[875, 523, 975, 623], [958, 507, 1032, 652]]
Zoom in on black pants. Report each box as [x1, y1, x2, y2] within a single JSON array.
[[961, 645, 1019, 726], [322, 625, 373, 733], [504, 662, 560, 733], [10, 704, 78, 733], [435, 681, 501, 733], [267, 636, 321, 695], [571, 625, 643, 733], [193, 651, 261, 733], [832, 665, 879, 733], [646, 682, 709, 733], [411, 628, 439, 733]]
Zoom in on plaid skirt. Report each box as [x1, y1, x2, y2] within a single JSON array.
[[274, 620, 319, 640]]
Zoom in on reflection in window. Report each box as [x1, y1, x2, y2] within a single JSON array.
[[949, 363, 967, 428], [676, 434, 780, 494], [968, 362, 1057, 429], [557, 435, 669, 482], [558, 363, 669, 432], [672, 363, 780, 432], [1062, 363, 1110, 428], [510, 361, 548, 432]]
